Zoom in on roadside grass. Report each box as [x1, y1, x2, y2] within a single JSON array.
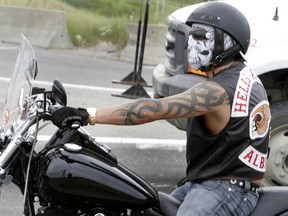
[[0, 0, 203, 49], [66, 8, 129, 48]]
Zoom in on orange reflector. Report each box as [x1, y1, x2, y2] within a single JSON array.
[[3, 109, 10, 125]]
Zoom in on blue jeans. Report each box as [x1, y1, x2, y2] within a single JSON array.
[[170, 180, 259, 216]]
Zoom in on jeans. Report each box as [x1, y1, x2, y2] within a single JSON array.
[[170, 180, 259, 216]]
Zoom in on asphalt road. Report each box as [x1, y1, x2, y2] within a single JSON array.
[[0, 45, 186, 215]]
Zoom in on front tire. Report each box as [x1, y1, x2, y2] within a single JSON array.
[[263, 100, 288, 186]]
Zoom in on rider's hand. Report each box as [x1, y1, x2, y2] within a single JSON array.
[[51, 107, 89, 128]]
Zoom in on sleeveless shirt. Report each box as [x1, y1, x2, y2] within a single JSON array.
[[186, 63, 271, 181]]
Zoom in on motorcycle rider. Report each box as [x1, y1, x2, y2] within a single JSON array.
[[51, 2, 271, 215]]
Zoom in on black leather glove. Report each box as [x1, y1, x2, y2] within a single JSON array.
[[51, 107, 89, 128]]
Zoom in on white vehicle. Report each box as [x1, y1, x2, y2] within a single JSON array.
[[152, 0, 288, 186]]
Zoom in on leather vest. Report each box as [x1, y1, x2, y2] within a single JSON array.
[[186, 63, 271, 181]]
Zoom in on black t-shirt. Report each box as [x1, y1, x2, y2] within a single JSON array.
[[186, 63, 271, 181]]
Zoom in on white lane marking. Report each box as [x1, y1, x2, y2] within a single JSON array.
[[0, 77, 10, 81], [37, 135, 186, 151], [0, 46, 18, 50], [36, 80, 125, 93], [0, 77, 154, 96]]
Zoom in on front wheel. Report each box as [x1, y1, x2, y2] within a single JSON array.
[[263, 100, 288, 186]]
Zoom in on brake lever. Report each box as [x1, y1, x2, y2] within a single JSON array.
[[66, 120, 81, 129]]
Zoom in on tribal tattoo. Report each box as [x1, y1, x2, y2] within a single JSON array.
[[113, 81, 229, 125]]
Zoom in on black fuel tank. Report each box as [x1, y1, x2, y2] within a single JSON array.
[[36, 144, 158, 209]]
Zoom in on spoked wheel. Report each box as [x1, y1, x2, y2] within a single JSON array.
[[263, 100, 288, 186]]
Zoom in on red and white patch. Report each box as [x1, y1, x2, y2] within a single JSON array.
[[238, 145, 267, 172], [231, 68, 262, 117], [249, 100, 271, 139]]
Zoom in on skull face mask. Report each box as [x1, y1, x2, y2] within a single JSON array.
[[187, 23, 235, 70], [187, 24, 215, 70]]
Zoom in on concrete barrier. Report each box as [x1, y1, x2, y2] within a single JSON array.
[[0, 6, 73, 48], [0, 6, 166, 65]]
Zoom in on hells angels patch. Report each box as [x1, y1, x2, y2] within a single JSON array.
[[231, 67, 262, 118], [249, 100, 271, 140]]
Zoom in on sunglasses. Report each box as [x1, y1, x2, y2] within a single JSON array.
[[189, 29, 212, 40]]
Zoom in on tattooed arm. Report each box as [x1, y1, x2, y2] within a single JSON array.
[[96, 81, 230, 125]]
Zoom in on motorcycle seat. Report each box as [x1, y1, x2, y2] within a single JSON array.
[[250, 186, 288, 216], [158, 192, 181, 216]]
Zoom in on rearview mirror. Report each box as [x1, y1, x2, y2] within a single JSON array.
[[52, 80, 67, 106]]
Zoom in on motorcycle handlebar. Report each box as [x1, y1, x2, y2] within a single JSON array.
[[0, 83, 69, 177]]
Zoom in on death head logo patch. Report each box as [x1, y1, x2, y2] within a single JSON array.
[[250, 100, 271, 139]]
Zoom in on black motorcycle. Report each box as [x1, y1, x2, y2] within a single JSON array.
[[0, 35, 288, 216]]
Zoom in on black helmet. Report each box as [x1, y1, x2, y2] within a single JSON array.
[[186, 2, 250, 54], [186, 2, 250, 71]]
